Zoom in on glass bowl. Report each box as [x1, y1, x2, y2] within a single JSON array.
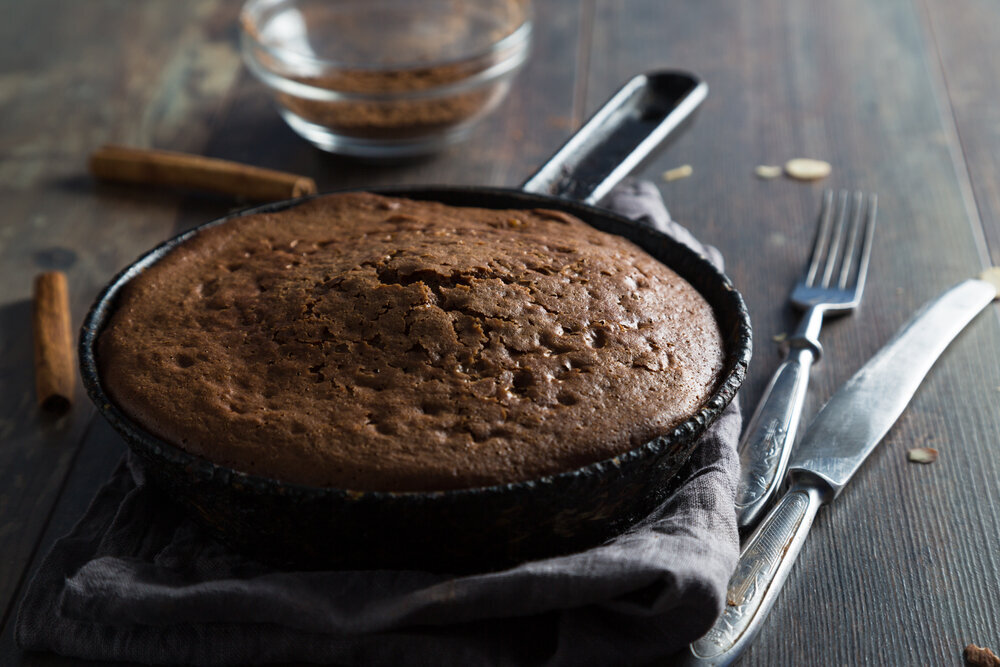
[[240, 0, 532, 158]]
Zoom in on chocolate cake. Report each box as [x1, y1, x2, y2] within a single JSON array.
[[98, 193, 725, 492]]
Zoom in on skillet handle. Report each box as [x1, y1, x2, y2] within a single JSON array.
[[520, 71, 707, 205]]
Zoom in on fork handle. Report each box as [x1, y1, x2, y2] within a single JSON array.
[[734, 342, 817, 530]]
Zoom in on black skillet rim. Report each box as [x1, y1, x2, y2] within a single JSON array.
[[79, 186, 752, 501]]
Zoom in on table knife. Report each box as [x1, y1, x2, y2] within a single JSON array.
[[680, 277, 998, 666]]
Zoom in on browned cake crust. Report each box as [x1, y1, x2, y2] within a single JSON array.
[[98, 193, 725, 491]]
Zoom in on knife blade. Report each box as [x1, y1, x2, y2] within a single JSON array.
[[680, 277, 998, 666]]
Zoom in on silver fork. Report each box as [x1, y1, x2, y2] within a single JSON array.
[[734, 189, 877, 530]]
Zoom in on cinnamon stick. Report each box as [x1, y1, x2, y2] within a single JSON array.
[[32, 271, 75, 414], [89, 145, 317, 201]]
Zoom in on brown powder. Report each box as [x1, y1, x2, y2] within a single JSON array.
[[279, 65, 497, 140], [247, 0, 531, 141]]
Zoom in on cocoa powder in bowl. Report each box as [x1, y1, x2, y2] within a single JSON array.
[[240, 0, 532, 155], [278, 64, 497, 141]]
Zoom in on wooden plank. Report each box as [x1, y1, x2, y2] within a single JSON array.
[[583, 0, 1000, 664], [0, 0, 243, 626], [920, 0, 1000, 263], [906, 0, 1000, 657]]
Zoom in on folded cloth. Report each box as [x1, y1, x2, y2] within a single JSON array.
[[16, 180, 741, 666]]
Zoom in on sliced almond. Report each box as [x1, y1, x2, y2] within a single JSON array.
[[907, 447, 939, 464], [977, 267, 1000, 298], [662, 164, 693, 182], [755, 165, 783, 179], [964, 644, 1000, 667], [784, 158, 832, 181]]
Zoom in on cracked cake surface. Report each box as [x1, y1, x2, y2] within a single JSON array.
[[98, 192, 725, 491]]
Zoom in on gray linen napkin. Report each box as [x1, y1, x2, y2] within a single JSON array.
[[16, 180, 741, 666]]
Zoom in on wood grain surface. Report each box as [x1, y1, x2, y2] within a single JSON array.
[[2, 0, 999, 664], [0, 0, 238, 641]]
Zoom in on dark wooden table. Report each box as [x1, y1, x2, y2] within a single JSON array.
[[3, 0, 1000, 664]]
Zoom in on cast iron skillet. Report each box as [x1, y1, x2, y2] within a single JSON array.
[[80, 71, 752, 572]]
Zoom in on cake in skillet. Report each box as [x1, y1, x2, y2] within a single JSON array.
[[97, 192, 725, 491]]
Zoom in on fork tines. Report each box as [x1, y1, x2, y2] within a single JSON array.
[[805, 189, 878, 292]]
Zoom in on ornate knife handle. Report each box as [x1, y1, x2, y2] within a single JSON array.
[[735, 344, 817, 529], [681, 484, 825, 666]]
